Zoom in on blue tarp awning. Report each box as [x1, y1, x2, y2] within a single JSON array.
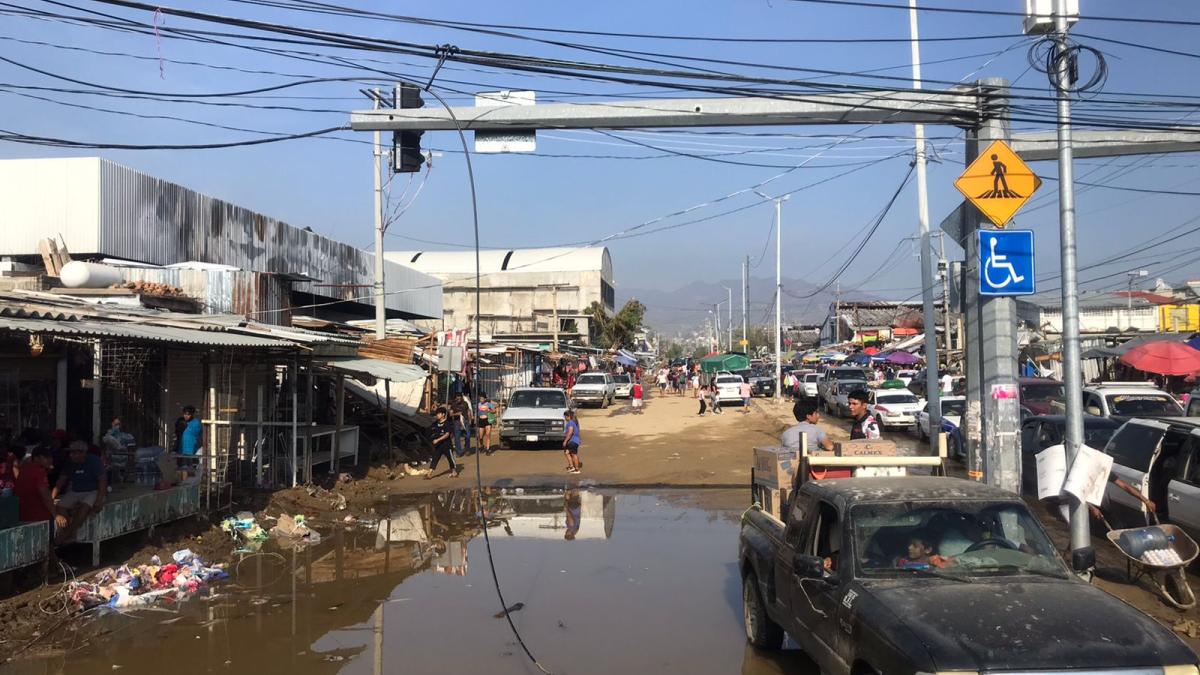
[[615, 349, 638, 367]]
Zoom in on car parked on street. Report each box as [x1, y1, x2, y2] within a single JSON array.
[[917, 395, 966, 441], [894, 369, 918, 386], [817, 368, 868, 403], [739, 477, 1198, 674], [571, 372, 616, 408], [1098, 417, 1200, 538], [1019, 377, 1066, 417], [612, 374, 633, 399], [1082, 381, 1183, 420], [822, 379, 867, 418], [1018, 414, 1123, 496], [715, 373, 746, 404], [498, 388, 571, 449], [868, 389, 924, 430], [800, 372, 823, 399]]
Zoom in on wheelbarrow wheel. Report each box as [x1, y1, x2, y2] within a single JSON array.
[[1160, 568, 1196, 610]]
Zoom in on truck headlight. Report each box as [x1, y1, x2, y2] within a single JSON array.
[[502, 420, 515, 428], [1164, 666, 1200, 675], [551, 420, 564, 428]]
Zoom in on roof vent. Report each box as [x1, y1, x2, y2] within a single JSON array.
[[500, 251, 515, 270]]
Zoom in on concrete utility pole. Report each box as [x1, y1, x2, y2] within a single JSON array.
[[372, 90, 386, 339], [774, 197, 786, 400], [909, 0, 942, 435], [962, 79, 1021, 494], [742, 256, 749, 351], [1051, 0, 1090, 570], [938, 233, 952, 351], [723, 285, 733, 352], [552, 285, 560, 352]]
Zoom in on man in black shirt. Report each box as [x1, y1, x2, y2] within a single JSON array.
[[427, 407, 461, 479], [449, 393, 474, 458]]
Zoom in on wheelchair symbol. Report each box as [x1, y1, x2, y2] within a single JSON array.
[[983, 235, 1026, 289]]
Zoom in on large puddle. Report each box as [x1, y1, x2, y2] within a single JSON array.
[[11, 488, 815, 674]]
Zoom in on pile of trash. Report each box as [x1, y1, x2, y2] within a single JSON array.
[[270, 514, 321, 548], [221, 512, 270, 553], [67, 549, 227, 612], [220, 512, 321, 553]]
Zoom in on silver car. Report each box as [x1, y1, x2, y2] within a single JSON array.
[[1101, 417, 1200, 541]]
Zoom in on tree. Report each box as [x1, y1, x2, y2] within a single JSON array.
[[663, 341, 685, 362], [584, 299, 646, 349]]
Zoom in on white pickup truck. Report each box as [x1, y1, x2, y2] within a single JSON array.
[[498, 387, 571, 449], [572, 372, 616, 408]]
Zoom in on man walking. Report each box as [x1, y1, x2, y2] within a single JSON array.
[[846, 389, 881, 440], [449, 392, 474, 458], [426, 407, 461, 479]]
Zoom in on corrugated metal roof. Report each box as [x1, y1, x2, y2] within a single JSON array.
[[0, 316, 291, 348], [318, 356, 427, 383]]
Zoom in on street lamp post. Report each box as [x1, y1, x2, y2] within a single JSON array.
[[1126, 270, 1149, 321], [754, 191, 789, 401]]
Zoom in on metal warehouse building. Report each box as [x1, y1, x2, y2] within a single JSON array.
[[385, 247, 614, 343], [0, 157, 441, 322]]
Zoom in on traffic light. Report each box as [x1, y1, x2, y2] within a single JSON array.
[[392, 82, 425, 173]]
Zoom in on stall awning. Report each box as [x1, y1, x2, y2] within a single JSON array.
[[0, 316, 290, 348], [317, 356, 428, 383], [615, 349, 638, 367]]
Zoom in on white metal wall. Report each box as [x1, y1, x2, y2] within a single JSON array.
[[0, 158, 101, 255]]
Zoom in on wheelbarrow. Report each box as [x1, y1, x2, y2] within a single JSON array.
[[1105, 519, 1199, 609]]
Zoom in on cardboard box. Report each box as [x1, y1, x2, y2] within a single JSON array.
[[753, 483, 790, 521], [834, 440, 898, 457], [754, 446, 798, 490]]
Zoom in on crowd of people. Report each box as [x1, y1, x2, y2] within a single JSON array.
[[0, 405, 207, 553]]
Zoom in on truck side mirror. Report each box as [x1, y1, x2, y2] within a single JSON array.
[[793, 553, 827, 579]]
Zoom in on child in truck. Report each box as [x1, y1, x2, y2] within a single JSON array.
[[895, 531, 952, 569]]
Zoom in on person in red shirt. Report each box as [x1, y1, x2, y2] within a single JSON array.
[[631, 381, 644, 414], [15, 446, 54, 524]]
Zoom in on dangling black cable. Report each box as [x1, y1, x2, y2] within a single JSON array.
[[418, 66, 555, 675]]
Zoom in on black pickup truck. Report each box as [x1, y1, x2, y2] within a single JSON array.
[[740, 476, 1198, 675]]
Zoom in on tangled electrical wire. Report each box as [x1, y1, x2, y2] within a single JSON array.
[[1028, 35, 1109, 96]]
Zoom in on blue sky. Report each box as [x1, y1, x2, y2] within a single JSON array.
[[2, 0, 1199, 323]]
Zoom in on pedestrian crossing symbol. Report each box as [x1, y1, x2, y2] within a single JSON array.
[[954, 140, 1041, 228]]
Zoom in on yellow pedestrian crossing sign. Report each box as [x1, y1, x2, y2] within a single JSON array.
[[954, 140, 1042, 228], [739, 339, 749, 347]]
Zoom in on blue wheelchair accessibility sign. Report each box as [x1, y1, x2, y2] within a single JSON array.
[[978, 229, 1035, 296]]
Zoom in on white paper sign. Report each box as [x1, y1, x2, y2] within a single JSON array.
[[1035, 444, 1067, 500], [1062, 444, 1114, 507]]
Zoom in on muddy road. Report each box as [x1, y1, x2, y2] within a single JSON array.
[[11, 488, 815, 675]]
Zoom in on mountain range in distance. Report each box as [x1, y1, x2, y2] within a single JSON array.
[[617, 276, 876, 336]]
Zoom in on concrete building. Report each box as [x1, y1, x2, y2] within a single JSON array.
[[0, 157, 441, 323], [1018, 292, 1159, 334], [385, 247, 614, 343]]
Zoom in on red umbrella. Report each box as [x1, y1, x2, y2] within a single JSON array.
[[863, 347, 880, 355], [1119, 341, 1200, 376]]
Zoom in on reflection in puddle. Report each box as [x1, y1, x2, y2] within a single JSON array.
[[13, 488, 813, 675]]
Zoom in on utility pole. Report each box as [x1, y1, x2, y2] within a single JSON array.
[[723, 285, 733, 353], [734, 255, 744, 353], [909, 0, 942, 434], [552, 285, 560, 352], [938, 232, 952, 352], [372, 90, 386, 339], [1051, 0, 1090, 572], [774, 197, 786, 400], [834, 282, 841, 343]]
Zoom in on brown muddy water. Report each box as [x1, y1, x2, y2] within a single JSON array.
[[8, 488, 815, 675]]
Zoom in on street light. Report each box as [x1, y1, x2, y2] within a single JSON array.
[[753, 190, 789, 401]]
